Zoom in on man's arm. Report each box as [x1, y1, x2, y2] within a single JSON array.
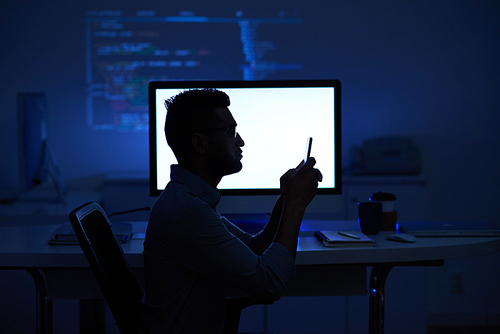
[[273, 158, 322, 259], [261, 195, 284, 245]]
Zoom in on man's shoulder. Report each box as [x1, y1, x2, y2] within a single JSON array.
[[151, 181, 216, 223]]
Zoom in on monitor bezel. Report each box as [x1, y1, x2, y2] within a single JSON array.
[[149, 79, 341, 197]]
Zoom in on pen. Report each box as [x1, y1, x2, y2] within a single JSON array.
[[338, 231, 361, 239]]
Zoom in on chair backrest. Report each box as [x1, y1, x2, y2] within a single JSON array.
[[69, 202, 143, 334]]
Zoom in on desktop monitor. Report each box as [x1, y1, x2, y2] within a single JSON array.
[[17, 93, 66, 202], [149, 80, 341, 218]]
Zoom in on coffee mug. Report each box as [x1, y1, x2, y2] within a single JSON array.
[[369, 192, 397, 231], [358, 202, 383, 235]]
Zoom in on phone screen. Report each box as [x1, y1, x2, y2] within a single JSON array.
[[304, 137, 313, 163]]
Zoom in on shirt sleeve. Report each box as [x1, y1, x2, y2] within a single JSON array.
[[219, 216, 269, 256], [172, 205, 296, 301]]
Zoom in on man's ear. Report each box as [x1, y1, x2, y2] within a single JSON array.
[[191, 133, 208, 154]]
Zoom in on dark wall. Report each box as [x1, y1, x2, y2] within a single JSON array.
[[1, 0, 499, 223]]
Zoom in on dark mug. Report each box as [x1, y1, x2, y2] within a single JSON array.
[[358, 202, 383, 235]]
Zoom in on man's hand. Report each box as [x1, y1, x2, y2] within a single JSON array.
[[280, 157, 323, 211]]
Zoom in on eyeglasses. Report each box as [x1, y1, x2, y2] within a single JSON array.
[[201, 126, 238, 139]]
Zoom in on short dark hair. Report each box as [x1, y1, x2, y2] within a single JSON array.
[[164, 88, 230, 163]]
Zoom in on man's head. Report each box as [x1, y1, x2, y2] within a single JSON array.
[[164, 88, 244, 183]]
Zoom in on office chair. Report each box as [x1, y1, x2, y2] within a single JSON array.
[[70, 202, 271, 334], [69, 202, 143, 334]]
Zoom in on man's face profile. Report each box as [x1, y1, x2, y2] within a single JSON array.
[[205, 107, 245, 178]]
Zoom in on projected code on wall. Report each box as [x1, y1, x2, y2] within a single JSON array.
[[85, 11, 303, 131]]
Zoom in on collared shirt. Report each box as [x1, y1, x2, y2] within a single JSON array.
[[140, 165, 296, 333]]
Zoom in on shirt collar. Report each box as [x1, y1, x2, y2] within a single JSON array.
[[170, 165, 221, 208]]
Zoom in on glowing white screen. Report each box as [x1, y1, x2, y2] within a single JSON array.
[[155, 86, 336, 191]]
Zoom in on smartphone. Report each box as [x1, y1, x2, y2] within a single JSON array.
[[304, 137, 313, 164]]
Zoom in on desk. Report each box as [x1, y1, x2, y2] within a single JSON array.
[[1, 220, 500, 334]]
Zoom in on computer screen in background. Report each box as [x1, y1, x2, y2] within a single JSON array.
[[149, 80, 341, 218]]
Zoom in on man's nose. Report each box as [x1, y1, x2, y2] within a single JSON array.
[[236, 133, 244, 147]]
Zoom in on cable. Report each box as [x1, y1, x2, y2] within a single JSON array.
[[108, 207, 150, 218]]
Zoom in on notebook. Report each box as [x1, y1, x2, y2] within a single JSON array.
[[314, 230, 376, 248], [397, 221, 500, 237], [48, 222, 133, 245]]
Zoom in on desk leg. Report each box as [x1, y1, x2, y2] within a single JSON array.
[[80, 299, 106, 333], [369, 265, 393, 334], [27, 269, 53, 334]]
